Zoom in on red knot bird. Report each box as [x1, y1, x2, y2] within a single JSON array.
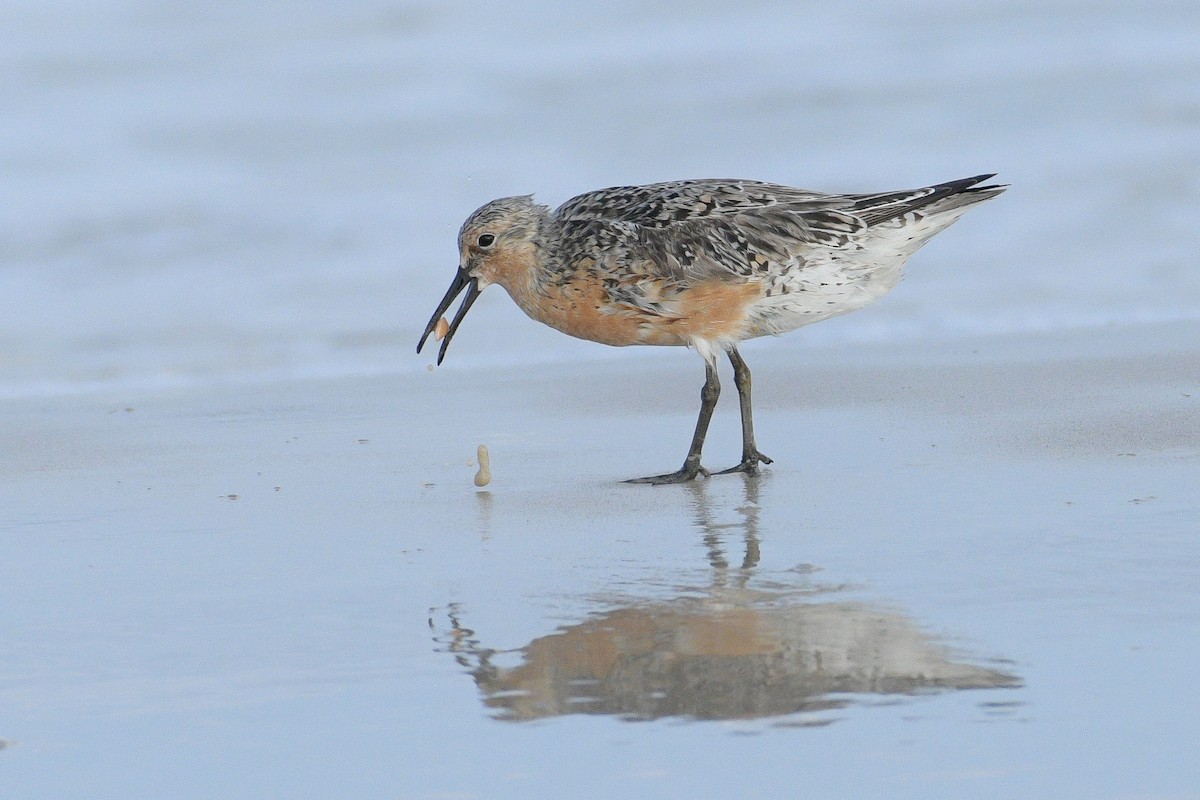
[[418, 175, 1006, 484]]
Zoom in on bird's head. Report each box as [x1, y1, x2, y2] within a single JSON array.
[[417, 195, 549, 364]]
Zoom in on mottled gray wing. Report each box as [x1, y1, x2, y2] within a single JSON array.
[[552, 210, 857, 302], [555, 180, 861, 281], [635, 208, 866, 283], [555, 175, 1000, 231], [555, 175, 1002, 293], [554, 179, 843, 227]]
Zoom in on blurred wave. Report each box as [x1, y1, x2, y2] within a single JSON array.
[[2, 0, 1197, 395]]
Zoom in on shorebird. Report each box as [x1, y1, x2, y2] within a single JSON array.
[[418, 175, 1006, 484]]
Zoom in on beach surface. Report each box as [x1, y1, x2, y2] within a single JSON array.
[[3, 322, 1198, 798]]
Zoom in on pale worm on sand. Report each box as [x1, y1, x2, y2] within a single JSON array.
[[474, 444, 491, 487]]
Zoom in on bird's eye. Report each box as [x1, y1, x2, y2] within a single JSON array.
[[477, 233, 495, 248]]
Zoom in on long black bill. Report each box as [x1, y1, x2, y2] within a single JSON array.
[[416, 268, 482, 365]]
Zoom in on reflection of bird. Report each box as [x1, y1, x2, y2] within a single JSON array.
[[431, 480, 1020, 723], [437, 599, 1020, 722], [419, 175, 1006, 483]]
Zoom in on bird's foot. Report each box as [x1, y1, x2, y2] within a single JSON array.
[[624, 463, 711, 485], [713, 451, 773, 476]]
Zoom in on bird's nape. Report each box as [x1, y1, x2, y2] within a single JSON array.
[[417, 268, 482, 365]]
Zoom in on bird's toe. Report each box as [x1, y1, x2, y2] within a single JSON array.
[[624, 464, 710, 485], [713, 451, 772, 476]]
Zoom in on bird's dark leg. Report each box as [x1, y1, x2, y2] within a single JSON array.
[[714, 347, 772, 475], [626, 359, 719, 485]]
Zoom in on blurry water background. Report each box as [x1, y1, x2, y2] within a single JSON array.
[[2, 0, 1198, 396]]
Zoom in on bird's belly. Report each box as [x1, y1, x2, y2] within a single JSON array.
[[505, 274, 763, 348], [747, 256, 909, 336], [503, 274, 651, 347]]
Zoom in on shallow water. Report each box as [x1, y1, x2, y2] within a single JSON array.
[[2, 0, 1199, 394], [2, 2, 1200, 798], [3, 332, 1199, 798]]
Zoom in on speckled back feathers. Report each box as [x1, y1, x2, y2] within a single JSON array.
[[465, 175, 1002, 285]]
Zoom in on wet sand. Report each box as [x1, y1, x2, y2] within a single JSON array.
[[2, 321, 1198, 798]]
